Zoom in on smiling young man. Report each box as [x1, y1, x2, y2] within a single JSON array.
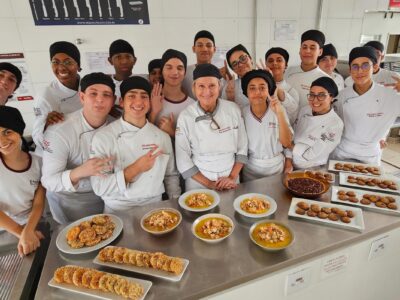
[[182, 30, 217, 99], [32, 41, 82, 156], [344, 41, 400, 87], [90, 76, 180, 213], [333, 46, 400, 165], [0, 63, 22, 106], [149, 49, 195, 137], [41, 73, 116, 224], [286, 29, 329, 108]]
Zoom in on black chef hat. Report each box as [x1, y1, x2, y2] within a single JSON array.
[[0, 106, 25, 136], [193, 63, 221, 80], [265, 47, 290, 64], [364, 41, 384, 53], [120, 76, 151, 99], [317, 43, 338, 63], [348, 46, 377, 65], [161, 49, 187, 71], [311, 76, 338, 97], [80, 72, 115, 95], [241, 69, 276, 97], [109, 39, 135, 58], [226, 44, 251, 68], [148, 59, 162, 73], [194, 30, 215, 45], [301, 29, 325, 48], [50, 41, 81, 67], [0, 62, 22, 90]]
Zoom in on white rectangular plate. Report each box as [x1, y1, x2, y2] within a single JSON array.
[[93, 251, 189, 282], [48, 273, 152, 300], [339, 173, 400, 195], [331, 186, 400, 216], [328, 160, 383, 176], [288, 198, 365, 232]]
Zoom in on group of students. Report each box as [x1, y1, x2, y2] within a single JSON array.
[[1, 28, 400, 256]]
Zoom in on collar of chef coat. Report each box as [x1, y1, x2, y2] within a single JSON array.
[[119, 116, 148, 133], [195, 99, 221, 122], [304, 106, 336, 119], [55, 75, 80, 95], [350, 81, 376, 99]]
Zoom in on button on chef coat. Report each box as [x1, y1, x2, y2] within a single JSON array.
[[90, 118, 181, 211], [175, 99, 248, 185], [290, 106, 343, 169], [41, 109, 109, 224], [32, 78, 82, 156], [0, 153, 42, 225], [333, 82, 400, 164]]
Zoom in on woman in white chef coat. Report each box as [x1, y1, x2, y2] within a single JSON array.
[[90, 76, 181, 213], [175, 63, 248, 191], [333, 46, 400, 165], [0, 106, 45, 256], [264, 47, 300, 125], [317, 43, 345, 91], [285, 77, 344, 170], [240, 69, 292, 182], [32, 41, 82, 156]]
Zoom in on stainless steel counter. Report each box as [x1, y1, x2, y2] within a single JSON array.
[[34, 173, 400, 300]]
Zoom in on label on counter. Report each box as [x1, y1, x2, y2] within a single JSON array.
[[285, 266, 312, 295], [320, 251, 349, 279]]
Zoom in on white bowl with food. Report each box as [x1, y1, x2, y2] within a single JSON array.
[[233, 193, 277, 218], [192, 213, 234, 244], [140, 208, 182, 235], [178, 189, 220, 212], [249, 220, 294, 251]]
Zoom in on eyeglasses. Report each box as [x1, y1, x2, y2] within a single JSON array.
[[248, 86, 268, 94], [51, 60, 76, 67], [307, 93, 331, 101], [230, 54, 248, 69], [350, 62, 372, 72]]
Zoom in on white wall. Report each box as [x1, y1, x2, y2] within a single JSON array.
[[0, 0, 395, 133]]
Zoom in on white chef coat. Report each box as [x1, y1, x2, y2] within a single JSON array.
[[276, 79, 300, 125], [289, 106, 343, 169], [332, 72, 345, 91], [333, 82, 400, 164], [0, 153, 42, 225], [90, 118, 181, 211], [32, 78, 82, 156], [41, 109, 109, 224], [221, 78, 249, 111], [182, 64, 196, 100], [154, 96, 196, 125], [345, 68, 399, 87], [286, 66, 329, 108], [175, 99, 248, 190], [242, 105, 293, 181]]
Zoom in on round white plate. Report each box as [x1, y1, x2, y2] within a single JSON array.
[[178, 189, 220, 212], [140, 207, 182, 235], [233, 193, 277, 218], [56, 214, 123, 254], [192, 213, 234, 244]]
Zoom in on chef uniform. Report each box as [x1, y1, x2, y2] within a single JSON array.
[[90, 77, 181, 212], [286, 30, 329, 108], [41, 73, 116, 224], [176, 64, 248, 191], [241, 70, 293, 181], [286, 77, 343, 169], [334, 47, 400, 164], [32, 42, 82, 156], [0, 107, 41, 226]]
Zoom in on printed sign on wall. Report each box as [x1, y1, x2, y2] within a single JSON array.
[[29, 0, 149, 25]]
